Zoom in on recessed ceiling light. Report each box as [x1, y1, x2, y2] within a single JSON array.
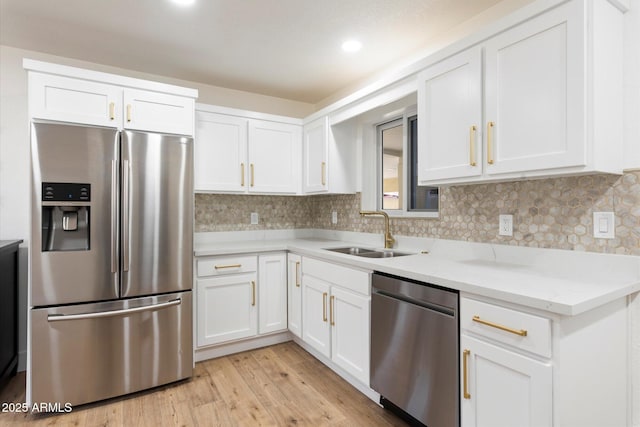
[[341, 39, 362, 53], [171, 0, 195, 6]]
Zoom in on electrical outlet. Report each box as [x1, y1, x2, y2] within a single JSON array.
[[250, 212, 259, 225], [331, 211, 338, 224], [499, 214, 513, 236]]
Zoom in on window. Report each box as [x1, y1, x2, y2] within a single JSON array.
[[378, 114, 438, 215]]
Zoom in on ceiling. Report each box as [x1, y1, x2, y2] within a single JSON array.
[[1, 0, 505, 104]]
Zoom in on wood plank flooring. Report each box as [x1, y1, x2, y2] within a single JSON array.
[[0, 342, 408, 426]]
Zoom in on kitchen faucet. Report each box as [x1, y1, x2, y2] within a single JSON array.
[[359, 211, 395, 249]]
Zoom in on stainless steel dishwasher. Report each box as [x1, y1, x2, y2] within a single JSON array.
[[371, 272, 459, 427]]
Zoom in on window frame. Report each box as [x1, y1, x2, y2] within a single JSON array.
[[375, 109, 439, 218]]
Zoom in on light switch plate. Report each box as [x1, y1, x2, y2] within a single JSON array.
[[499, 214, 513, 236], [250, 212, 259, 225], [331, 211, 338, 224], [593, 212, 614, 239]]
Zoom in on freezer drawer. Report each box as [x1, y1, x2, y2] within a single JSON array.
[[28, 291, 192, 407]]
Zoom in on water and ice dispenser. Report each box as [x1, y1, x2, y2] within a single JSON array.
[[41, 182, 91, 251]]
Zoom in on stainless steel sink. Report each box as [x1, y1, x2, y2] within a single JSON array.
[[356, 250, 412, 258], [325, 246, 377, 255], [324, 247, 412, 258]]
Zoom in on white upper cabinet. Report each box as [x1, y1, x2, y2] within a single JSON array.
[[123, 88, 194, 136], [483, 1, 584, 176], [303, 117, 329, 193], [417, 47, 482, 181], [195, 111, 248, 192], [248, 120, 301, 194], [28, 72, 122, 128], [418, 0, 624, 185], [25, 60, 197, 136], [195, 104, 302, 194]]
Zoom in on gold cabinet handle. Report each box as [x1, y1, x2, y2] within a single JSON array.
[[463, 349, 471, 399], [295, 261, 300, 287], [240, 163, 245, 187], [469, 125, 477, 166], [109, 102, 115, 121], [214, 263, 242, 270], [321, 161, 326, 186], [322, 292, 328, 322], [472, 315, 527, 336], [251, 280, 256, 306], [126, 104, 132, 123], [487, 121, 495, 164], [330, 295, 335, 326], [250, 163, 255, 187]]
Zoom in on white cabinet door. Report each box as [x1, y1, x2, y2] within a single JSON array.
[[418, 47, 482, 182], [248, 120, 301, 193], [123, 88, 195, 136], [484, 0, 584, 176], [303, 117, 328, 193], [302, 275, 331, 358], [28, 72, 121, 127], [194, 111, 248, 192], [461, 335, 552, 427], [330, 286, 370, 385], [196, 273, 257, 347], [287, 253, 303, 338], [258, 253, 287, 334]]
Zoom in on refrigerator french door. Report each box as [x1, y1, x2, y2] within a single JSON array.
[[28, 122, 193, 407]]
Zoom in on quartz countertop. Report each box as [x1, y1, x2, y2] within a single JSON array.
[[195, 233, 640, 317], [0, 240, 23, 251]]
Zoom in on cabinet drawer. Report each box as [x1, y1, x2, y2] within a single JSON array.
[[197, 255, 257, 277], [461, 297, 551, 358], [302, 257, 370, 295]]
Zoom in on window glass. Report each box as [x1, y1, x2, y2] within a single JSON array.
[[377, 115, 438, 214]]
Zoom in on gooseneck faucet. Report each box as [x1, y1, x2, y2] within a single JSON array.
[[360, 211, 395, 249]]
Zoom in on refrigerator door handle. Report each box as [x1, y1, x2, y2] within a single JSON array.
[[111, 160, 118, 273], [122, 159, 130, 272], [47, 298, 181, 322]]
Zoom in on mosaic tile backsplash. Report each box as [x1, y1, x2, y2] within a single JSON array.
[[195, 171, 640, 256]]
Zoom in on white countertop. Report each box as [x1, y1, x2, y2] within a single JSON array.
[[194, 230, 640, 317]]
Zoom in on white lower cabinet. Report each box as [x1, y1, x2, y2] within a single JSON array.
[[258, 253, 287, 334], [301, 257, 371, 385], [197, 273, 257, 347], [460, 295, 629, 427], [461, 335, 552, 427], [287, 253, 302, 338], [195, 252, 287, 350]]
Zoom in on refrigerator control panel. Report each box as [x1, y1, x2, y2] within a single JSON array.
[[42, 182, 91, 202]]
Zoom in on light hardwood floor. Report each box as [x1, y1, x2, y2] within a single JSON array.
[[0, 342, 407, 426]]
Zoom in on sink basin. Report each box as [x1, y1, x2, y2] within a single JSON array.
[[325, 246, 377, 255], [357, 250, 412, 258], [324, 247, 412, 258]]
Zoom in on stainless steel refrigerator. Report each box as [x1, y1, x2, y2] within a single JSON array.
[[28, 121, 193, 407]]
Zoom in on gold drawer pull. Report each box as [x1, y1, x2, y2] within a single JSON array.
[[109, 102, 115, 120], [241, 163, 245, 187], [463, 349, 471, 399], [322, 292, 328, 322], [321, 161, 326, 186], [472, 315, 527, 336], [295, 261, 300, 287], [250, 163, 255, 187], [469, 125, 477, 166], [251, 281, 256, 306], [487, 121, 495, 165], [214, 263, 242, 270], [330, 295, 335, 326], [126, 104, 132, 123]]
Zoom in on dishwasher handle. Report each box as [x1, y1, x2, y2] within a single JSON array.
[[374, 289, 456, 317]]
